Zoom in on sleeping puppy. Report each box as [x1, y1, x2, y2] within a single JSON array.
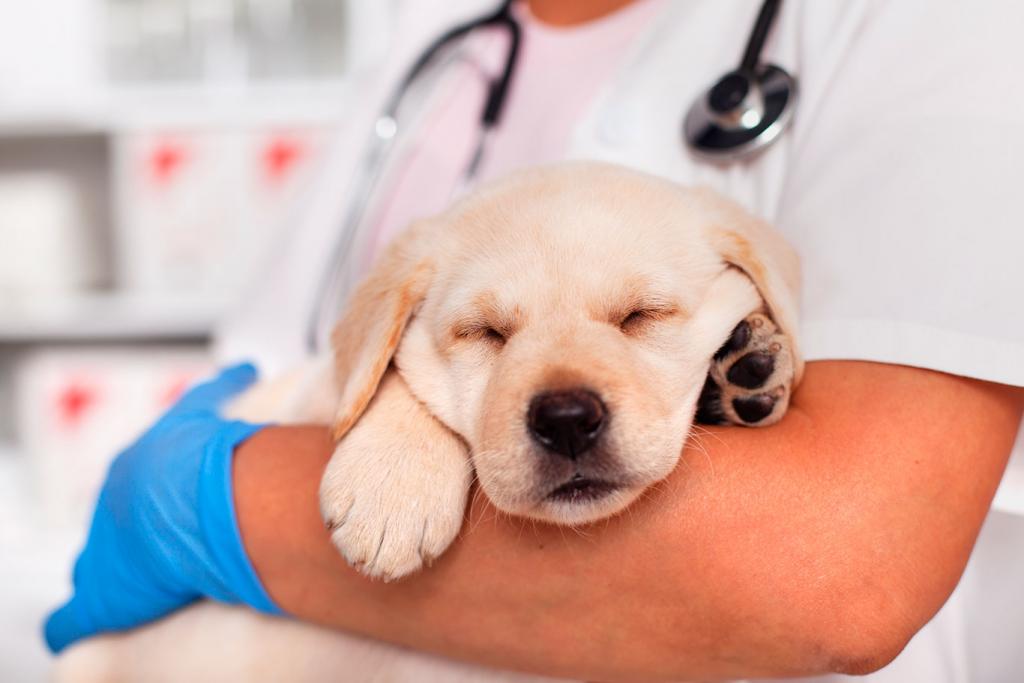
[[56, 162, 802, 681], [285, 161, 801, 580]]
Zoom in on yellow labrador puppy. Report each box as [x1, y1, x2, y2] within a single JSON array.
[[56, 162, 801, 682]]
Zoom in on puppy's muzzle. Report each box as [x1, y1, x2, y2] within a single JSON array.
[[527, 389, 607, 459]]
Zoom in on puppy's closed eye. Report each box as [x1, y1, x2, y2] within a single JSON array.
[[455, 323, 508, 347], [450, 292, 521, 349], [617, 305, 679, 335]]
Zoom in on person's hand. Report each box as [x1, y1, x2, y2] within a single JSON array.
[[44, 363, 282, 654]]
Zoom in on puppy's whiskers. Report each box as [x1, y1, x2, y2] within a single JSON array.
[[468, 483, 492, 535], [686, 426, 717, 480], [690, 423, 728, 448]]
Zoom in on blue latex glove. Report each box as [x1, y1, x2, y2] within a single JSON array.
[[44, 362, 282, 654]]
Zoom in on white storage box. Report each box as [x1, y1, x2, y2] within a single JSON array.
[[13, 347, 213, 530], [0, 172, 101, 294], [112, 125, 336, 298]]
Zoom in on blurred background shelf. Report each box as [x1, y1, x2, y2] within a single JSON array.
[[0, 107, 110, 138], [0, 292, 228, 343], [0, 82, 355, 137]]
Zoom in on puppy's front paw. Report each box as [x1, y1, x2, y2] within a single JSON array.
[[320, 437, 471, 580], [319, 369, 472, 581], [696, 312, 795, 426]]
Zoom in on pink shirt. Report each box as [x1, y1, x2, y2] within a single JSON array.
[[363, 0, 663, 264]]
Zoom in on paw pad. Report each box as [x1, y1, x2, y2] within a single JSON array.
[[732, 394, 776, 423], [726, 351, 775, 389], [698, 311, 795, 427]]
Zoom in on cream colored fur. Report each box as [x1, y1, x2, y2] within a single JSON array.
[[55, 162, 801, 682]]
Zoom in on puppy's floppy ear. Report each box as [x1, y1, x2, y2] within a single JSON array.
[[330, 222, 434, 440], [694, 188, 805, 383]]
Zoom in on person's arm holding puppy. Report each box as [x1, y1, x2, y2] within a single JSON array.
[[234, 360, 1023, 681]]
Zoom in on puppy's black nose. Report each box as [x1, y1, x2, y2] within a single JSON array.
[[527, 389, 607, 459]]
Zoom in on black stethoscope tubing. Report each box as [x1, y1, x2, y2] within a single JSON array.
[[386, 0, 521, 133], [741, 0, 781, 73]]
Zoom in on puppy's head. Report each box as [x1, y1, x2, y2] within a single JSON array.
[[331, 163, 801, 525]]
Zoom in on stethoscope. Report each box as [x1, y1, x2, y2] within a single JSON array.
[[684, 0, 797, 158], [307, 0, 796, 351]]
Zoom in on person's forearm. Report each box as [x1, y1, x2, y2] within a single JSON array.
[[234, 361, 1023, 681]]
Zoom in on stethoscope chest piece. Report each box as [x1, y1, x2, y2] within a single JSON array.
[[684, 64, 797, 160]]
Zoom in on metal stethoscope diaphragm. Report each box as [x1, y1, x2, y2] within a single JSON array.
[[683, 0, 797, 159]]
